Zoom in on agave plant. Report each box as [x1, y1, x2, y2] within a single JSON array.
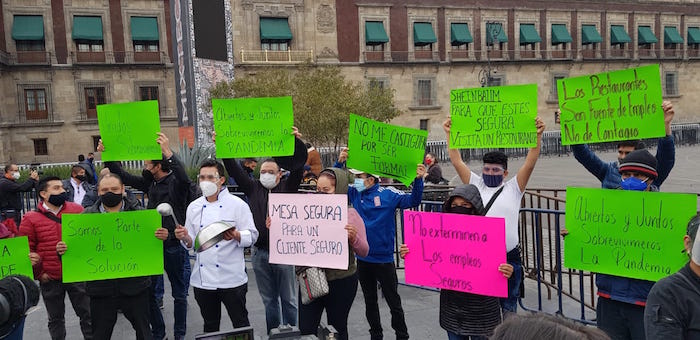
[[177, 140, 215, 181]]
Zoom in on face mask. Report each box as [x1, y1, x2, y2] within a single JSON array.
[[425, 158, 432, 166], [75, 175, 86, 182], [142, 169, 154, 181], [47, 192, 68, 207], [621, 177, 648, 191], [353, 178, 367, 192], [692, 228, 700, 265], [483, 174, 503, 187], [260, 173, 278, 189], [100, 192, 123, 208], [199, 181, 218, 197], [450, 206, 476, 215], [12, 172, 20, 180]]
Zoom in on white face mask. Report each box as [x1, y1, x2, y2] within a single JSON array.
[[260, 173, 278, 189], [692, 227, 700, 265], [199, 181, 218, 197], [12, 172, 20, 180]]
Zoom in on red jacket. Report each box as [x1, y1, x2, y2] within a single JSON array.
[[18, 202, 83, 280]]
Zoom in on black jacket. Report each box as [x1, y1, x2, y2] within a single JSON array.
[[105, 154, 191, 248], [0, 177, 36, 211], [82, 196, 151, 297], [645, 263, 700, 339], [223, 138, 307, 250], [62, 179, 97, 208]]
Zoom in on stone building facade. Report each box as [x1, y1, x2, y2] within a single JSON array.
[[232, 0, 700, 141], [0, 0, 178, 164]]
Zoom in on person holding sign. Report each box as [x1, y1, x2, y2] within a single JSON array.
[[645, 214, 700, 339], [0, 164, 39, 228], [221, 127, 307, 333], [57, 173, 154, 340], [569, 100, 675, 190], [99, 133, 192, 340], [443, 116, 545, 313], [399, 184, 513, 340], [175, 159, 258, 333], [17, 177, 92, 340], [297, 167, 369, 340], [343, 158, 425, 340], [62, 164, 98, 208], [591, 149, 659, 339]]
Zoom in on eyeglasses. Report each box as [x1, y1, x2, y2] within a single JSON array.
[[198, 174, 220, 181], [482, 166, 504, 174]]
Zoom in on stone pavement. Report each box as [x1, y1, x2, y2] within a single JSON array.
[[22, 144, 700, 339]]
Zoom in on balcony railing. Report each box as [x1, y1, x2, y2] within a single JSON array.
[[70, 51, 169, 64], [239, 50, 314, 64], [13, 51, 52, 65]]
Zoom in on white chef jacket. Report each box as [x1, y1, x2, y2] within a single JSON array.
[[183, 188, 258, 290]]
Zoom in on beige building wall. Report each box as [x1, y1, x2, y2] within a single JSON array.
[[0, 0, 177, 164]]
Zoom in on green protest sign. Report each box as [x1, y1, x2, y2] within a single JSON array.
[[347, 114, 427, 186], [0, 236, 33, 279], [212, 96, 294, 158], [450, 84, 538, 149], [98, 100, 162, 161], [564, 187, 695, 281], [61, 210, 163, 283], [557, 64, 665, 145]]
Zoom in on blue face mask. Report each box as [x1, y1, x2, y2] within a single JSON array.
[[353, 178, 366, 192], [483, 174, 503, 188], [621, 177, 648, 191]]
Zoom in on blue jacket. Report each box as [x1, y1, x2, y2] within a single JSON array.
[[571, 135, 675, 190], [572, 136, 675, 305], [349, 179, 423, 263]]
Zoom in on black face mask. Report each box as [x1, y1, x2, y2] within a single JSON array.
[[450, 206, 477, 215], [100, 192, 123, 208], [75, 175, 86, 182], [142, 169, 154, 181], [47, 192, 69, 207]]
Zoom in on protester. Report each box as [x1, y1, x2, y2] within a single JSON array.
[[399, 184, 513, 340], [228, 158, 257, 186], [0, 165, 39, 228], [444, 117, 545, 313], [569, 101, 675, 189], [57, 173, 154, 340], [490, 312, 611, 340], [221, 127, 307, 333], [645, 213, 700, 339], [301, 165, 318, 186], [305, 142, 322, 176], [297, 167, 368, 340], [337, 149, 424, 340], [17, 177, 92, 340], [588, 149, 659, 339], [83, 153, 98, 185], [424, 152, 445, 185], [99, 133, 191, 340], [62, 165, 97, 208], [175, 159, 257, 332]]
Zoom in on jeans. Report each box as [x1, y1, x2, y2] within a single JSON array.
[[193, 284, 249, 332], [91, 290, 151, 340], [153, 253, 191, 301], [446, 331, 488, 340], [596, 297, 646, 340], [252, 247, 298, 332], [357, 260, 409, 340], [39, 280, 92, 340], [500, 247, 523, 313], [149, 245, 189, 340], [299, 273, 358, 340]]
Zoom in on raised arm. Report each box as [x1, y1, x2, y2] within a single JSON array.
[[97, 139, 150, 191], [157, 133, 190, 186], [654, 101, 676, 187], [516, 117, 545, 192], [443, 118, 471, 184], [222, 158, 255, 196], [281, 133, 308, 193], [396, 164, 426, 209]]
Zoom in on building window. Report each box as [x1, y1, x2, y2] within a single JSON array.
[[415, 44, 433, 51], [261, 41, 288, 51], [664, 72, 678, 96], [92, 135, 101, 151], [85, 87, 106, 119], [140, 86, 159, 101], [260, 18, 292, 51], [33, 138, 48, 156], [365, 21, 389, 53], [366, 44, 384, 52], [77, 42, 103, 52], [16, 40, 45, 52], [368, 77, 388, 90], [487, 75, 505, 87], [550, 73, 568, 101], [24, 89, 48, 120], [419, 119, 429, 131], [413, 22, 437, 53], [415, 79, 434, 106], [134, 42, 158, 52], [486, 23, 508, 49]]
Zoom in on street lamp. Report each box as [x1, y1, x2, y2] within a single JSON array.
[[479, 21, 501, 87]]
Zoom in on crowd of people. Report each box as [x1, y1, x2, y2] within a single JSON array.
[[0, 99, 699, 340]]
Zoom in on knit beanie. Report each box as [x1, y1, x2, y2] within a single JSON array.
[[619, 149, 658, 179]]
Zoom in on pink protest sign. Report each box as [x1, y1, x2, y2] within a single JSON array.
[[403, 210, 508, 297], [268, 193, 349, 270]]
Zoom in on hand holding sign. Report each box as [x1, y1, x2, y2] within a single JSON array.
[[98, 100, 162, 161], [1, 237, 34, 279], [662, 100, 674, 135]]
